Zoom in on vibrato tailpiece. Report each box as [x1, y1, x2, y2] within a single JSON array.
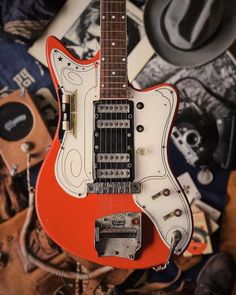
[[95, 212, 142, 260]]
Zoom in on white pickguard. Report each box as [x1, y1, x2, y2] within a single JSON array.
[[50, 49, 192, 254]]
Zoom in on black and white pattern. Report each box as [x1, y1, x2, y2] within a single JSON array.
[[62, 0, 144, 60]]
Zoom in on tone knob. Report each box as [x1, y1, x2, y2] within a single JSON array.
[[137, 147, 146, 155]]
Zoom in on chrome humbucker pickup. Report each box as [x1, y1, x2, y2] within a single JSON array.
[[97, 104, 130, 113], [97, 153, 130, 163], [95, 212, 142, 259], [97, 169, 130, 178], [97, 120, 130, 128]]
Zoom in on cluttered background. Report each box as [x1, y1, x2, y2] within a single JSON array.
[[0, 0, 236, 294]]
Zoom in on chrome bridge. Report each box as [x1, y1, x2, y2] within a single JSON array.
[[95, 212, 142, 259], [87, 181, 141, 194]]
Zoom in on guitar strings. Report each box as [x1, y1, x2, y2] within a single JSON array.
[[99, 0, 104, 227], [125, 0, 129, 214]]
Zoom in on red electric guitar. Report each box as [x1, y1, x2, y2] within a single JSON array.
[[36, 0, 192, 269]]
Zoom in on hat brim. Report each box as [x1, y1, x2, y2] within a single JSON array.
[[144, 0, 236, 67]]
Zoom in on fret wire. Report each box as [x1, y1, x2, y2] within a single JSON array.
[[101, 54, 127, 57], [101, 63, 126, 65], [100, 75, 128, 78], [102, 12, 126, 13], [101, 48, 126, 50], [101, 81, 127, 83], [101, 88, 127, 90], [101, 21, 126, 23]]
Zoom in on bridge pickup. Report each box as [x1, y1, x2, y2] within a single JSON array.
[[97, 104, 130, 113], [97, 120, 130, 129], [97, 169, 130, 179], [87, 182, 141, 194], [97, 153, 130, 163], [95, 212, 142, 259]]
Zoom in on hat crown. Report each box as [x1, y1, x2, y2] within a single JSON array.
[[164, 0, 224, 50]]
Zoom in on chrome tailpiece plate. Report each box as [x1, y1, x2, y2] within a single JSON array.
[[95, 212, 142, 260]]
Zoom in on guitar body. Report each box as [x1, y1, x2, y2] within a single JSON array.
[[36, 36, 192, 269]]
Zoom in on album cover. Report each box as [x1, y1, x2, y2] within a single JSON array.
[[28, 0, 154, 81], [184, 210, 213, 257], [134, 51, 236, 168], [135, 52, 236, 119]]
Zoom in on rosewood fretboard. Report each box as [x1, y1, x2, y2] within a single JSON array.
[[100, 0, 128, 99]]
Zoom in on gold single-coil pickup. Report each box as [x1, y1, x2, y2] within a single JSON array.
[[97, 120, 130, 128], [97, 104, 130, 113], [97, 169, 130, 179], [97, 153, 130, 163]]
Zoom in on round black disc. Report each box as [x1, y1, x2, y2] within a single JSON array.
[[0, 102, 33, 141]]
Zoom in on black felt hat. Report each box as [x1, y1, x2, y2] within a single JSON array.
[[144, 0, 236, 67]]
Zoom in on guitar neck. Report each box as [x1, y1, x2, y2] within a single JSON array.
[[100, 0, 128, 99]]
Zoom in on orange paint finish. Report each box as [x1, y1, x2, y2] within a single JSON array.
[[36, 36, 170, 269]]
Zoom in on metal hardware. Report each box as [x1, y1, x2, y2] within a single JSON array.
[[137, 147, 146, 156], [87, 181, 141, 194], [153, 230, 182, 272], [152, 188, 171, 200], [10, 164, 18, 176], [95, 212, 142, 259], [97, 120, 130, 129], [21, 142, 33, 153], [97, 104, 130, 113], [97, 153, 130, 163], [163, 209, 183, 220], [93, 99, 135, 182], [136, 102, 144, 109], [62, 94, 70, 104], [137, 125, 144, 132], [97, 169, 130, 179]]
